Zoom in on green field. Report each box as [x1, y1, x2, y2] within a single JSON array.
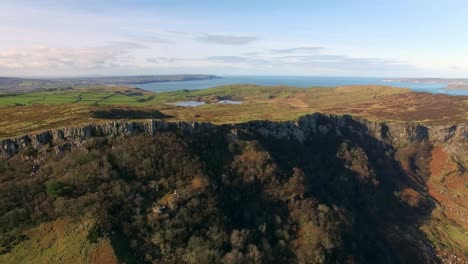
[[0, 84, 406, 107], [0, 87, 154, 107]]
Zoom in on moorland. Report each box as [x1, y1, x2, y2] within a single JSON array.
[[0, 84, 466, 138]]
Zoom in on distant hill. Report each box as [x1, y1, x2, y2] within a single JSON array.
[[0, 75, 219, 92], [384, 78, 468, 85], [447, 84, 468, 90]]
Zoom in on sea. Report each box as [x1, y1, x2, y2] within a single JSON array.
[[134, 76, 468, 96]]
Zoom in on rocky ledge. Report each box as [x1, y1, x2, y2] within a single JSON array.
[[1, 113, 466, 158]]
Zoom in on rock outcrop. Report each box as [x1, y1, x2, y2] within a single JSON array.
[[238, 114, 466, 144], [1, 113, 466, 158]]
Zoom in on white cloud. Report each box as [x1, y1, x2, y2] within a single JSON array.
[[203, 47, 415, 74], [0, 42, 418, 77], [195, 34, 259, 45], [146, 57, 178, 64], [243, 47, 324, 56], [130, 35, 172, 44], [0, 42, 146, 73]]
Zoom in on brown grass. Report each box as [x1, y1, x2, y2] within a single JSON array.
[[0, 85, 466, 138], [324, 92, 468, 124], [190, 176, 209, 191], [0, 218, 103, 264], [90, 240, 118, 264]]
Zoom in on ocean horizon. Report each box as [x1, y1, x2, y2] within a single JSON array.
[[134, 75, 468, 96]]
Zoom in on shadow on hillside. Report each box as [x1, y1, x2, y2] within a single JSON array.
[[93, 119, 439, 263], [91, 108, 171, 119], [249, 118, 439, 263]]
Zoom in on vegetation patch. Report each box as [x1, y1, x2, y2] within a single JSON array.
[[91, 108, 169, 119], [0, 218, 104, 264], [46, 181, 74, 199], [87, 225, 104, 243]]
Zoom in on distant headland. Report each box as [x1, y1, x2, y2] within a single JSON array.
[[0, 74, 220, 92]]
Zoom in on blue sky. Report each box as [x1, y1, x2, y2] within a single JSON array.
[[1, 0, 468, 77]]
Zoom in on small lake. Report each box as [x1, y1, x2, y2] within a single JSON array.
[[169, 101, 206, 107], [217, 100, 242, 104]]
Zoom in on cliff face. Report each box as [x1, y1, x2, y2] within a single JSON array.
[[1, 113, 466, 158], [239, 114, 467, 144]]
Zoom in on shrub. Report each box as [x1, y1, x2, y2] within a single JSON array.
[[0, 160, 8, 173], [21, 147, 37, 157], [75, 153, 96, 166], [87, 224, 103, 243], [46, 181, 73, 198]]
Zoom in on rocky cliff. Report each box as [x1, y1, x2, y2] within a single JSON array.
[[1, 113, 466, 158], [1, 112, 467, 263]]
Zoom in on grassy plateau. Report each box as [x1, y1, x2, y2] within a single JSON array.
[[0, 84, 466, 138]]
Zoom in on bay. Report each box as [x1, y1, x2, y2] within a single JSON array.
[[134, 75, 468, 96]]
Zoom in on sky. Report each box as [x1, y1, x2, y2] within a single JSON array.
[[1, 0, 468, 77]]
